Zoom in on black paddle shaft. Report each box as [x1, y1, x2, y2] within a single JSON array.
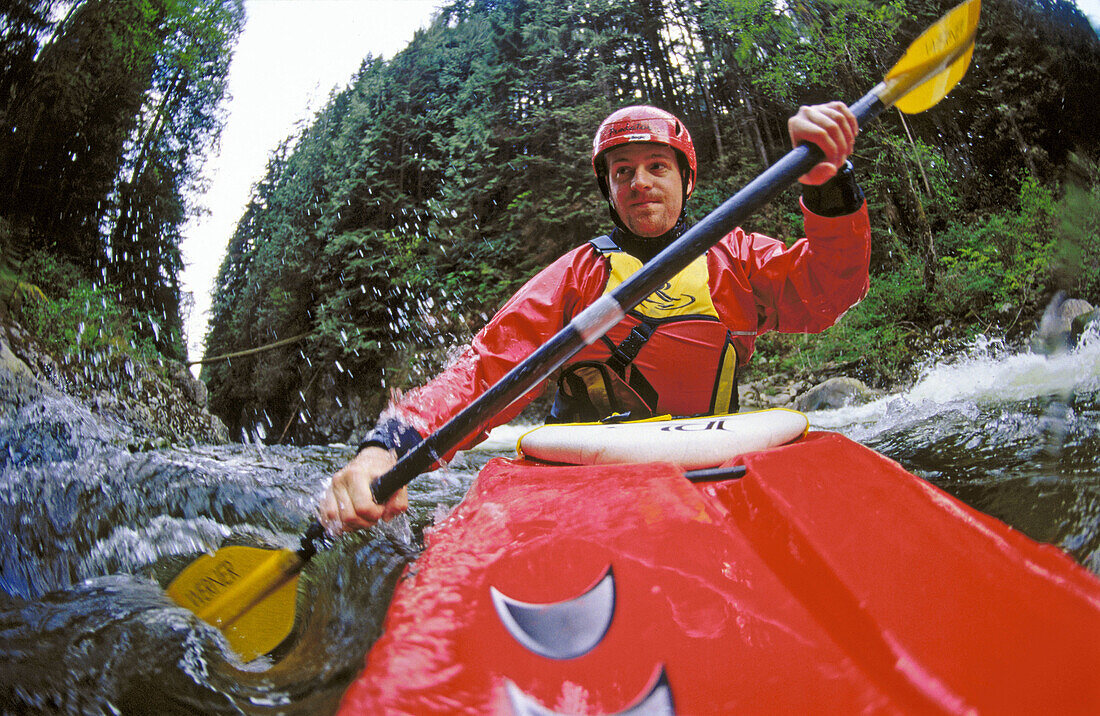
[[370, 94, 886, 504]]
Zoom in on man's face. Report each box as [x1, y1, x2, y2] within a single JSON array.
[[606, 143, 683, 238]]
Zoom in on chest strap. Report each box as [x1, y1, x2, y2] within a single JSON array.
[[588, 235, 657, 374], [602, 320, 657, 374]]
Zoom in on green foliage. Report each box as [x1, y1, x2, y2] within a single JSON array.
[[11, 250, 175, 370], [17, 278, 163, 366], [1051, 179, 1100, 302], [937, 176, 1058, 317], [755, 260, 930, 382], [17, 250, 85, 295], [757, 173, 1100, 383]]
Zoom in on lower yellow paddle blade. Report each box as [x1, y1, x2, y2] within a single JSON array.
[[167, 544, 304, 662], [879, 0, 982, 113]]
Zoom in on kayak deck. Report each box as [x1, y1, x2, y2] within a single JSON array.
[[340, 432, 1100, 714]]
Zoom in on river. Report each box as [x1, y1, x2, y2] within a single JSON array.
[[1, 327, 1098, 713]]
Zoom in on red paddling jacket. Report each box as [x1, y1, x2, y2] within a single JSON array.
[[363, 193, 871, 461]]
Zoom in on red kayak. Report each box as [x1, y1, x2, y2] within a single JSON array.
[[340, 431, 1100, 714]]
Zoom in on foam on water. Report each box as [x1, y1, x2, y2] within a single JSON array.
[[810, 327, 1100, 441]]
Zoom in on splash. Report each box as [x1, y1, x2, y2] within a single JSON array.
[[810, 326, 1100, 440]]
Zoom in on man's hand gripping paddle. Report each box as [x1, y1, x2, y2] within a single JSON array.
[[166, 0, 981, 662]]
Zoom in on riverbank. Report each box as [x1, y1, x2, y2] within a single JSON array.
[[1, 293, 1095, 452], [0, 312, 228, 453], [741, 294, 1098, 412]]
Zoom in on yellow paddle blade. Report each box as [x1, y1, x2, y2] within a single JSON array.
[[894, 39, 975, 114], [879, 0, 982, 113], [166, 544, 304, 662]]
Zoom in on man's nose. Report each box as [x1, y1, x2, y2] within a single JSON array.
[[631, 168, 653, 190]]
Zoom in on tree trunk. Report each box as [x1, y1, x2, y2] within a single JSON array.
[[897, 110, 932, 196], [740, 86, 769, 167], [895, 142, 937, 292]]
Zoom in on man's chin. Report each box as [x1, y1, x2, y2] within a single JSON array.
[[625, 216, 670, 238]]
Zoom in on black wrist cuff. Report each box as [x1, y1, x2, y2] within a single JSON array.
[[802, 160, 863, 217], [357, 417, 423, 458]]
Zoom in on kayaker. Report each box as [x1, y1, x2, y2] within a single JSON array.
[[322, 102, 868, 532]]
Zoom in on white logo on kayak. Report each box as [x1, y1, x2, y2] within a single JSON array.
[[660, 420, 735, 432]]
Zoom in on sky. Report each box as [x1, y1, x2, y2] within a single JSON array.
[[1083, 0, 1100, 25], [179, 0, 1100, 364], [179, 0, 441, 363]]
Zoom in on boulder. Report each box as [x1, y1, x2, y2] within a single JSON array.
[[1072, 308, 1098, 344], [0, 331, 50, 410], [793, 376, 873, 412], [1034, 293, 1095, 354], [166, 360, 208, 407]]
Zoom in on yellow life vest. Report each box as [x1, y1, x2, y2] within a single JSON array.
[[549, 237, 739, 422]]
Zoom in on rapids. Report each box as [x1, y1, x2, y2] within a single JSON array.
[[1, 328, 1098, 713]]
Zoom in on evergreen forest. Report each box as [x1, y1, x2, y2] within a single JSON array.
[[3, 0, 1100, 444], [1, 0, 245, 361]]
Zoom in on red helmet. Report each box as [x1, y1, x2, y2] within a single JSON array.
[[592, 105, 697, 201]]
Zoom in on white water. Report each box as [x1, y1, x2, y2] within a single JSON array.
[[809, 327, 1100, 443]]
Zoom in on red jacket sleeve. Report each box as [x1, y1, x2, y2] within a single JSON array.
[[708, 200, 870, 363], [383, 245, 609, 456]]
